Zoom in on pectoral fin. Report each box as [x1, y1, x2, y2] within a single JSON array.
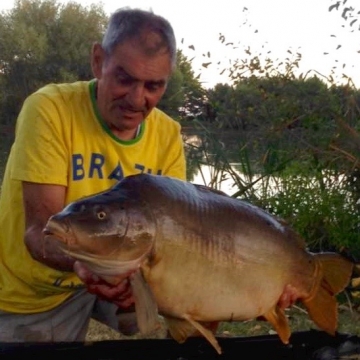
[[263, 306, 291, 344], [165, 315, 222, 355], [183, 315, 222, 355], [130, 270, 160, 334], [165, 316, 197, 342]]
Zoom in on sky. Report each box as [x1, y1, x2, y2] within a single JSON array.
[[1, 0, 359, 88]]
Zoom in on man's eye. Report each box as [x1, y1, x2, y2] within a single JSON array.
[[146, 83, 162, 92], [117, 76, 133, 86]]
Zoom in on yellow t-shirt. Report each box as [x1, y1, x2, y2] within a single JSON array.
[[0, 80, 186, 313]]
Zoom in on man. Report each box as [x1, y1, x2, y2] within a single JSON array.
[[0, 7, 186, 341]]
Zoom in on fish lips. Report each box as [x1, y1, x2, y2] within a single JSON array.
[[43, 220, 78, 249]]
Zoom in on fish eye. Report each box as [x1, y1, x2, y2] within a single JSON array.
[[97, 211, 107, 220]]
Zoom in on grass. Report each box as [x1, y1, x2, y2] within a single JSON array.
[[85, 298, 360, 342]]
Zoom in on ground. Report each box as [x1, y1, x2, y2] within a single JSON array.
[[85, 301, 360, 341]]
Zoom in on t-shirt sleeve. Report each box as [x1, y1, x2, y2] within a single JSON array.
[[161, 122, 187, 181], [10, 92, 69, 185]]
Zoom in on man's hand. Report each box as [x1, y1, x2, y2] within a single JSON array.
[[74, 261, 135, 309], [278, 284, 298, 309], [256, 284, 298, 322]]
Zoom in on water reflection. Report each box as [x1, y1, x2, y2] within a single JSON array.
[[191, 164, 281, 198], [192, 165, 241, 196], [191, 164, 349, 202]]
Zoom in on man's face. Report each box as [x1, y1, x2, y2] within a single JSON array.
[[91, 38, 172, 139]]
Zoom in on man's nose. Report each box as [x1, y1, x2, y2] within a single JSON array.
[[126, 83, 146, 109]]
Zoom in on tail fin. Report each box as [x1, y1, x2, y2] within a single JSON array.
[[303, 253, 353, 335], [346, 263, 360, 300]]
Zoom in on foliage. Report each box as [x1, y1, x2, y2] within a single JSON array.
[[157, 50, 205, 120], [263, 171, 360, 256], [0, 0, 107, 128], [329, 0, 360, 31], [176, 51, 206, 119], [202, 50, 360, 176], [157, 65, 184, 120]]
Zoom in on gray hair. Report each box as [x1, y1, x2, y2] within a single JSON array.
[[102, 7, 177, 69]]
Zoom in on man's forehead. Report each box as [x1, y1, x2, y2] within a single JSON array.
[[114, 65, 168, 84], [107, 39, 172, 80]]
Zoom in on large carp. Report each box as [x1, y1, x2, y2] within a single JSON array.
[[43, 173, 353, 354]]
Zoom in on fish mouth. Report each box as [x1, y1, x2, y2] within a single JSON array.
[[43, 220, 149, 276], [43, 219, 77, 247]]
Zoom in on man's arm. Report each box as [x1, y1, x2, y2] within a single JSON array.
[[23, 181, 75, 272], [23, 181, 134, 308]]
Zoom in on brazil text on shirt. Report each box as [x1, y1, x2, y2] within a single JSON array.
[[72, 153, 162, 181]]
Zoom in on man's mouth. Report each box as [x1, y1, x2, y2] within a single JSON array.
[[119, 107, 143, 116], [115, 102, 144, 114]]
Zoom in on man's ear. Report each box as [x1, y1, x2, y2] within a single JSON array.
[[91, 42, 105, 79]]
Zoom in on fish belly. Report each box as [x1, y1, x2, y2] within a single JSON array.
[[143, 246, 298, 322]]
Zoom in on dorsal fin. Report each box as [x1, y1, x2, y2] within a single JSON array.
[[193, 184, 229, 197]]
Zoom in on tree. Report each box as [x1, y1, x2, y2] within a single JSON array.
[[158, 50, 205, 120], [157, 56, 184, 120], [0, 0, 107, 129], [329, 0, 360, 31]]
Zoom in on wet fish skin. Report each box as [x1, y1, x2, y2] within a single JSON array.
[[43, 174, 354, 355]]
